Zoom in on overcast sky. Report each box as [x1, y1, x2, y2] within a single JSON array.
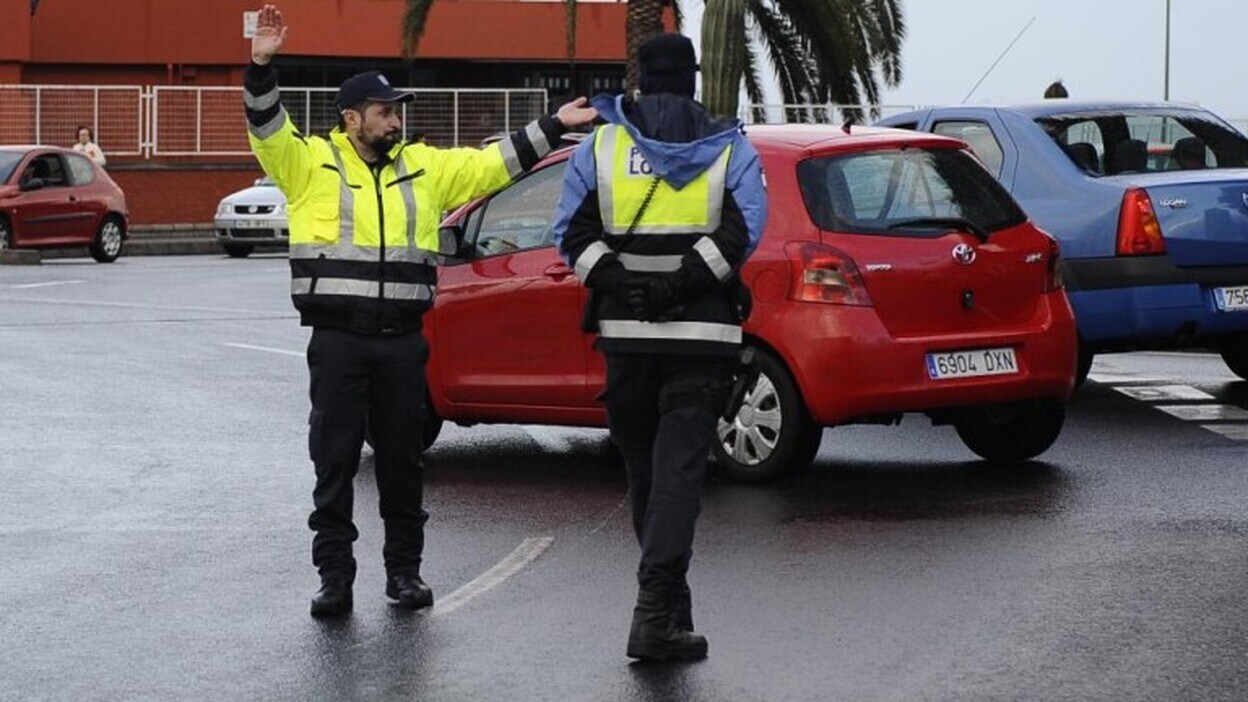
[[679, 0, 1248, 121]]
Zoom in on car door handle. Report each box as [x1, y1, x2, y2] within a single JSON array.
[[68, 195, 77, 202], [543, 263, 575, 280]]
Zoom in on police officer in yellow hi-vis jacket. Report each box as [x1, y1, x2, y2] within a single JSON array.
[[244, 5, 597, 618], [553, 34, 767, 660]]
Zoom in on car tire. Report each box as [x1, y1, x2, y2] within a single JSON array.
[[0, 215, 11, 250], [89, 215, 125, 263], [1220, 343, 1248, 381], [223, 243, 254, 258], [1074, 340, 1094, 389], [712, 349, 822, 483], [954, 399, 1065, 462]]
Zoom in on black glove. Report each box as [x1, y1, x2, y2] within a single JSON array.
[[585, 258, 630, 301], [625, 272, 687, 322]]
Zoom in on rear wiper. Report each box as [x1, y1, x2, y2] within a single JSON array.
[[888, 217, 989, 243]]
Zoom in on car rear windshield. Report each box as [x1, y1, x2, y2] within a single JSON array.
[[0, 152, 22, 183], [1036, 110, 1248, 176], [797, 147, 1026, 236]]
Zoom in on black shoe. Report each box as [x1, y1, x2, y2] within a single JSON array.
[[626, 587, 707, 661], [386, 573, 434, 610], [671, 581, 694, 633], [310, 576, 353, 618]]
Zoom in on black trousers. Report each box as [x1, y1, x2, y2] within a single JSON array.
[[306, 327, 429, 581], [604, 353, 732, 591]]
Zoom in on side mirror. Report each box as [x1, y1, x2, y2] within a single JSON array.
[[254, 178, 266, 186], [437, 224, 472, 263]]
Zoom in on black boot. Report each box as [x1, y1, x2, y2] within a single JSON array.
[[310, 575, 353, 618], [626, 587, 707, 661], [386, 572, 434, 610], [671, 580, 693, 633]]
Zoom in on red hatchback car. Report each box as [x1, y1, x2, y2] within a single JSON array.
[[0, 146, 129, 262], [423, 125, 1078, 482]]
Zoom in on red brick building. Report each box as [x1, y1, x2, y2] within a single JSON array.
[[1, 0, 632, 223]]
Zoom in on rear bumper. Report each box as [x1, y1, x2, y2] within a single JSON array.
[[758, 293, 1078, 426], [1062, 255, 1248, 347], [1069, 283, 1248, 347], [214, 217, 288, 243]]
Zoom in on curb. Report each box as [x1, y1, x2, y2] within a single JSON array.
[[17, 224, 288, 262]]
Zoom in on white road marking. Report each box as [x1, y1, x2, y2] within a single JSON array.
[[436, 536, 554, 615], [1087, 373, 1171, 385], [1200, 425, 1248, 441], [1155, 405, 1248, 422], [222, 342, 305, 358], [9, 280, 85, 289], [523, 426, 572, 453], [8, 295, 282, 316], [1113, 385, 1215, 402]]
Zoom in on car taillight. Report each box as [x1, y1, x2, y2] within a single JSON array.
[[1044, 234, 1064, 292], [785, 242, 873, 306], [1116, 188, 1166, 256]]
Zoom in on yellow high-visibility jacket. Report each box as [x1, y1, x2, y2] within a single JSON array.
[[244, 64, 565, 334]]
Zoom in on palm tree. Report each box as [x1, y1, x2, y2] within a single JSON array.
[[700, 0, 906, 122]]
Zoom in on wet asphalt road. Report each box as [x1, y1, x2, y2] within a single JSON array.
[[3, 256, 1248, 701]]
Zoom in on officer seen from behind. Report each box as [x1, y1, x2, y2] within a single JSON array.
[[244, 5, 597, 618], [552, 33, 767, 661]]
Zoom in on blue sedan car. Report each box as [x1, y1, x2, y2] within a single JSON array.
[[877, 101, 1248, 383]]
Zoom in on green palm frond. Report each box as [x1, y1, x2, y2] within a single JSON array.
[[708, 0, 905, 121]]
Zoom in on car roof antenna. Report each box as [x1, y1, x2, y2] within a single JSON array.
[[842, 114, 855, 134]]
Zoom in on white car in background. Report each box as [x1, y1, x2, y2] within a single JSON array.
[[214, 176, 288, 258]]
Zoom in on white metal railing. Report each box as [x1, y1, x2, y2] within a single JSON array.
[[0, 85, 145, 155], [0, 84, 547, 158], [150, 86, 548, 156], [2, 87, 1243, 155]]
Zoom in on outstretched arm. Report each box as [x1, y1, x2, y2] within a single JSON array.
[[244, 5, 312, 198]]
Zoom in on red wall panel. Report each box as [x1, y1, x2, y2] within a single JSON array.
[[29, 1, 627, 65], [110, 167, 262, 224]]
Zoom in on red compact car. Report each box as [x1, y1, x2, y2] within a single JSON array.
[[0, 146, 129, 262], [423, 125, 1078, 482]]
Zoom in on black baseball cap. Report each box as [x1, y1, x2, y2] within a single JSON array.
[[335, 71, 414, 112]]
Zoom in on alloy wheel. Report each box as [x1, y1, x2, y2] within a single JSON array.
[[716, 372, 783, 466], [100, 220, 123, 258]]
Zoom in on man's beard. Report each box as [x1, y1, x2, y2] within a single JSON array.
[[365, 132, 399, 155]]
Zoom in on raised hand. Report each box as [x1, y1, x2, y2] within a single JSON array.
[[251, 5, 288, 66], [555, 97, 598, 130]]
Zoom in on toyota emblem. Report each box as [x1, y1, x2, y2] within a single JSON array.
[[248, 205, 258, 214], [952, 243, 977, 265]]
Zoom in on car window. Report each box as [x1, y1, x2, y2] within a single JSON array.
[[798, 147, 1026, 236], [65, 154, 95, 186], [1037, 110, 1248, 176], [0, 152, 22, 183], [18, 154, 69, 189], [932, 121, 1005, 175], [471, 162, 567, 257]]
